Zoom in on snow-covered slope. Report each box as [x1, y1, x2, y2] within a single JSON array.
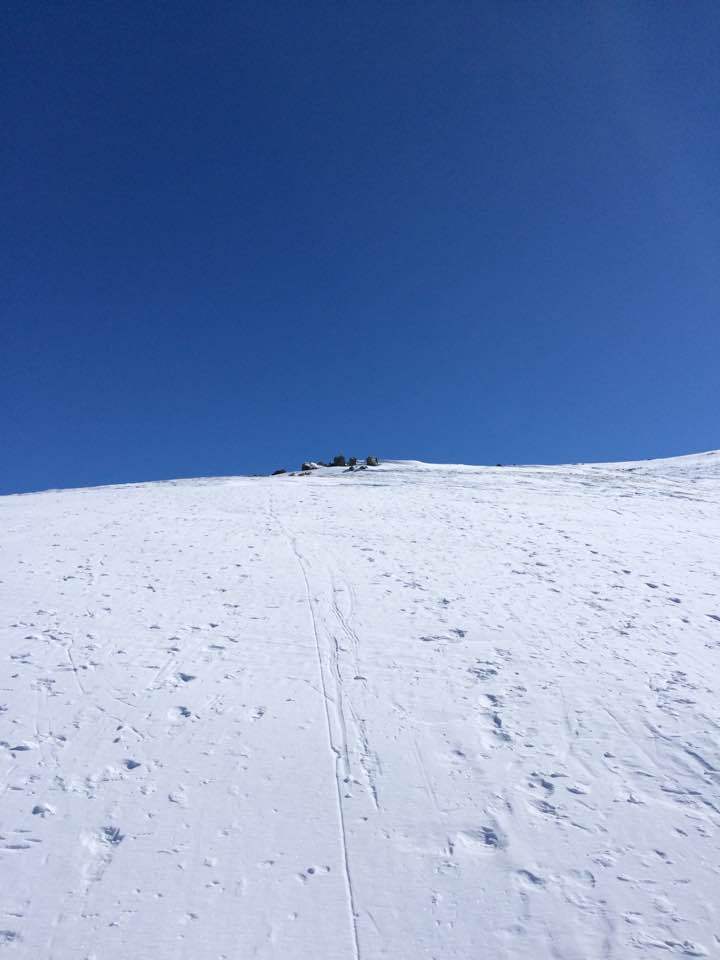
[[1, 453, 719, 959]]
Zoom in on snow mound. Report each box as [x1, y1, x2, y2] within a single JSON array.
[[1, 452, 719, 958]]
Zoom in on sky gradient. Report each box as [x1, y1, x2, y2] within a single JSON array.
[[2, 1, 719, 494]]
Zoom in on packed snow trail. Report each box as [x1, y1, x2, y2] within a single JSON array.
[[1, 454, 719, 958], [270, 493, 362, 960]]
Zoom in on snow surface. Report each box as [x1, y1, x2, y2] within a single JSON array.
[[1, 453, 719, 959]]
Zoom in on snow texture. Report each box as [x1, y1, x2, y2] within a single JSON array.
[[1, 453, 719, 958]]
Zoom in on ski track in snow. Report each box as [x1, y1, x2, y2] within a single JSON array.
[[0, 453, 719, 958]]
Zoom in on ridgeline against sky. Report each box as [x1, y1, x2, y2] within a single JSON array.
[[3, 2, 719, 494]]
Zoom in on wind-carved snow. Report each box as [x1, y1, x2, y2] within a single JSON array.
[[1, 453, 719, 958]]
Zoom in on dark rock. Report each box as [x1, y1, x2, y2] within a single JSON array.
[[301, 462, 319, 471], [271, 469, 287, 476], [366, 456, 379, 467], [348, 457, 358, 467]]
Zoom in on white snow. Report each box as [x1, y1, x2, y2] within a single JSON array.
[[1, 452, 719, 958]]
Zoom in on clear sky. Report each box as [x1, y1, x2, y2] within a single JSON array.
[[2, 1, 719, 494]]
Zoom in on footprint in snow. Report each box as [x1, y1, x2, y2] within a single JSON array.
[[297, 865, 331, 882], [420, 633, 464, 644], [515, 869, 545, 888], [458, 826, 506, 851], [566, 784, 589, 796], [528, 773, 555, 794], [101, 826, 124, 846], [529, 798, 559, 817], [468, 662, 499, 680], [168, 706, 192, 722]]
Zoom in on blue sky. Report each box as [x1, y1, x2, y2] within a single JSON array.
[[2, 1, 719, 494]]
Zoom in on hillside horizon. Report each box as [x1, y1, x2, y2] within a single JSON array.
[[5, 447, 719, 498], [1, 447, 719, 957]]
